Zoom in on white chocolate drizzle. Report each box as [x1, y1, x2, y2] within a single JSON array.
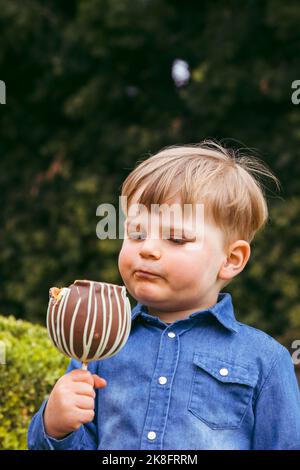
[[47, 281, 131, 363]]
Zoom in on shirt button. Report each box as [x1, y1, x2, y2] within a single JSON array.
[[158, 376, 167, 385], [147, 431, 156, 440], [168, 332, 176, 338], [219, 367, 229, 376]]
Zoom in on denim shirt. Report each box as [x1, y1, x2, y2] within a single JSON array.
[[28, 292, 300, 450]]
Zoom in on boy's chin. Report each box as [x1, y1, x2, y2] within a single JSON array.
[[132, 287, 166, 307], [134, 294, 162, 306]]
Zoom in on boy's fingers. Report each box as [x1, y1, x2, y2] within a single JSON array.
[[68, 370, 107, 389], [74, 383, 96, 398], [92, 374, 107, 389], [77, 409, 95, 424], [75, 396, 95, 410], [69, 370, 94, 386]]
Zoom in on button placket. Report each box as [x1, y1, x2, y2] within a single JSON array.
[[141, 329, 180, 449], [219, 367, 229, 377], [158, 376, 168, 385]]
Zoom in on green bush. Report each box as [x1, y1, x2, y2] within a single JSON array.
[[0, 315, 69, 450]]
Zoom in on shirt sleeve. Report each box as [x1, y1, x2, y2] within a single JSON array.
[[251, 345, 300, 450], [27, 359, 99, 450]]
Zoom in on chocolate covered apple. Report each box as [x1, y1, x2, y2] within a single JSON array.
[[46, 280, 131, 368]]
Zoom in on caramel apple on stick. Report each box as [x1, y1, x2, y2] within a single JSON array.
[[47, 280, 131, 369]]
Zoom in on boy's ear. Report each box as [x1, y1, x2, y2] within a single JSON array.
[[218, 241, 251, 281]]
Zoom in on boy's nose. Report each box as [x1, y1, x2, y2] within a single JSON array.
[[139, 240, 161, 260], [140, 250, 161, 260]]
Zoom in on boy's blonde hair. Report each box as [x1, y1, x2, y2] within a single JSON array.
[[121, 140, 280, 251]]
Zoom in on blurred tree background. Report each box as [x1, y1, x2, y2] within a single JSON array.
[[0, 0, 300, 356]]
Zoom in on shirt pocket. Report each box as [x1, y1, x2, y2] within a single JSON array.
[[188, 352, 258, 430]]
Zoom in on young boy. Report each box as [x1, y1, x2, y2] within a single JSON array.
[[28, 141, 300, 450]]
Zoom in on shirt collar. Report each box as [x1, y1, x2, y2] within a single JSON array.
[[131, 292, 238, 333]]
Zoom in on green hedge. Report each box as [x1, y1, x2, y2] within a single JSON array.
[[0, 315, 69, 450], [0, 314, 299, 450]]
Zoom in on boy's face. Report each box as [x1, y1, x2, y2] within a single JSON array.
[[118, 193, 228, 322]]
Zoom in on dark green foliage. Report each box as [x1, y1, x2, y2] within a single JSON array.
[[0, 0, 299, 348], [0, 315, 68, 449]]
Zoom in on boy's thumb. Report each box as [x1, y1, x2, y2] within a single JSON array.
[[92, 374, 107, 389]]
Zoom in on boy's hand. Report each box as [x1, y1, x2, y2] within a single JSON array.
[[43, 369, 107, 440]]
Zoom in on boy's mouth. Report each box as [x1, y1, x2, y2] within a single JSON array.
[[134, 270, 161, 279]]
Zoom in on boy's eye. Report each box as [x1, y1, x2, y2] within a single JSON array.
[[128, 231, 146, 240], [127, 231, 187, 245], [169, 238, 186, 245]]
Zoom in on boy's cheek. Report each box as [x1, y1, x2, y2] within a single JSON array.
[[118, 251, 126, 275], [118, 245, 134, 276]]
